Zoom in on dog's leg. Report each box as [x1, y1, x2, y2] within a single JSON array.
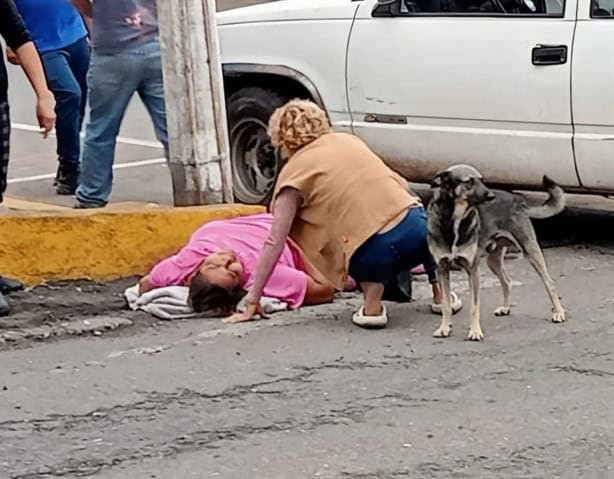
[[466, 263, 484, 341], [487, 246, 512, 316], [433, 261, 453, 338], [525, 243, 566, 323]]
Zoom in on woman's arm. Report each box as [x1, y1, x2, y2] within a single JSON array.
[[15, 42, 56, 137], [224, 187, 302, 323], [303, 276, 335, 306]]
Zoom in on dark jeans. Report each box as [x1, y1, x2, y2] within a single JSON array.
[[349, 206, 437, 285], [0, 101, 9, 203], [41, 37, 90, 173]]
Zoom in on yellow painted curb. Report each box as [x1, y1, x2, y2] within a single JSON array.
[[0, 203, 264, 285]]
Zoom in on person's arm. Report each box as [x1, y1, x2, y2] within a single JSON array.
[[303, 275, 335, 306], [14, 42, 56, 137], [224, 187, 302, 323], [138, 275, 156, 295], [139, 253, 196, 296], [71, 0, 92, 19]]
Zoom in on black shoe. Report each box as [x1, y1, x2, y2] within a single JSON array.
[[0, 291, 10, 317], [0, 276, 24, 295], [73, 199, 107, 209], [55, 167, 79, 195]]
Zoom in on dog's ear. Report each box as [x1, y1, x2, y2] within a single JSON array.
[[431, 171, 450, 188]]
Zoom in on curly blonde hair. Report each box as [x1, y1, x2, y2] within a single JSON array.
[[267, 99, 332, 156]]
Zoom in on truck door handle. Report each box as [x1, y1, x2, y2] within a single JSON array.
[[532, 45, 568, 65]]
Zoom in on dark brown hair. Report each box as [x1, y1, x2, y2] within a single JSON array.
[[188, 271, 246, 316]]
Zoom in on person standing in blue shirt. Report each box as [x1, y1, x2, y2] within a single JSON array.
[[71, 0, 168, 208], [8, 0, 89, 195]]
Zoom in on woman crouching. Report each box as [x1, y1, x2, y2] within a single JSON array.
[[227, 100, 460, 326]]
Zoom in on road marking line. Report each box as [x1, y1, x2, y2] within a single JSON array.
[[11, 122, 163, 149], [7, 158, 167, 185]]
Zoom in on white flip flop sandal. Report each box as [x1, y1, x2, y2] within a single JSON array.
[[431, 291, 463, 315], [352, 305, 389, 329]]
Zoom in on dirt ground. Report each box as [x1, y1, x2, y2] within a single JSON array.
[[0, 279, 153, 350]]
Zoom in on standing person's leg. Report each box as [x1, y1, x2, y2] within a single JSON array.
[[41, 47, 85, 195], [136, 41, 168, 158], [65, 37, 91, 131], [56, 37, 90, 193], [75, 51, 138, 208], [0, 102, 8, 206], [0, 102, 11, 315]]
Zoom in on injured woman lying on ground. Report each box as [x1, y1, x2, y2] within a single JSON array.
[[126, 212, 353, 320]]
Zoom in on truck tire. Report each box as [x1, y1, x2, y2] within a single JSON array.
[[227, 87, 288, 205]]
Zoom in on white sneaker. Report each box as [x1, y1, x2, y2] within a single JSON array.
[[352, 305, 389, 329], [431, 291, 463, 315]]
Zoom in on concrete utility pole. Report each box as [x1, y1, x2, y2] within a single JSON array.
[[156, 0, 234, 206]]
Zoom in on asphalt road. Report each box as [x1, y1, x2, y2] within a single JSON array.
[[3, 1, 614, 476], [2, 211, 614, 478]]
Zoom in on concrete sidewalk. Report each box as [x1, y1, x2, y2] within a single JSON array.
[[5, 0, 274, 209]]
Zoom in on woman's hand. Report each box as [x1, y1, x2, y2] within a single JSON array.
[[223, 300, 268, 324], [36, 92, 56, 138], [138, 275, 155, 296]]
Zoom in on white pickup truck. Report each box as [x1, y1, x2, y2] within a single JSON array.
[[218, 0, 614, 204]]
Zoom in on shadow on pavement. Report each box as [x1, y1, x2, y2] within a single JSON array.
[[535, 207, 614, 251]]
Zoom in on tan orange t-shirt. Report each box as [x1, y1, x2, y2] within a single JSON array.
[[273, 132, 420, 289]]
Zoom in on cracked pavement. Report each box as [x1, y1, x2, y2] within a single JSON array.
[[2, 209, 614, 478]]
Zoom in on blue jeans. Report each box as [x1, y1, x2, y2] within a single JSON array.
[[41, 37, 90, 173], [349, 206, 437, 284], [76, 40, 169, 206]]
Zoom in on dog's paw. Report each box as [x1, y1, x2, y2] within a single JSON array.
[[494, 306, 511, 317], [551, 310, 566, 323], [466, 327, 484, 341], [433, 325, 452, 338]]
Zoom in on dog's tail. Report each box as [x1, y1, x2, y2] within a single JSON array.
[[528, 175, 565, 219]]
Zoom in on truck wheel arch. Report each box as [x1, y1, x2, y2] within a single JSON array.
[[222, 63, 326, 110]]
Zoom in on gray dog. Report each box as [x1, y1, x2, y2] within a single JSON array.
[[427, 164, 566, 341]]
